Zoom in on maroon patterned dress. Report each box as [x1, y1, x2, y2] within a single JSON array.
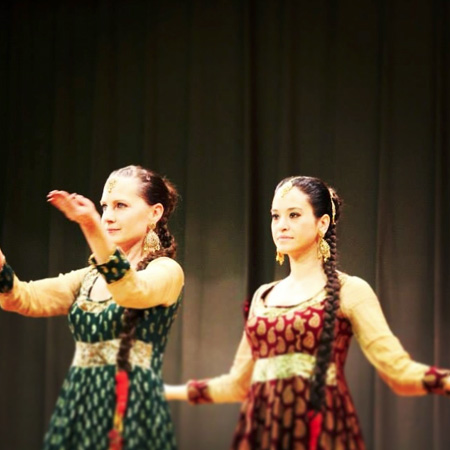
[[187, 275, 449, 450], [231, 283, 363, 450]]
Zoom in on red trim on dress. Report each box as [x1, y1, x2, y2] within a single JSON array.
[[108, 370, 130, 450]]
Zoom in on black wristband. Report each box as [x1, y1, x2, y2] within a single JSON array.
[[88, 248, 130, 284], [0, 263, 14, 293]]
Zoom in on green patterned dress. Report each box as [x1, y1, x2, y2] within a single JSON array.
[[43, 263, 180, 450], [0, 250, 181, 450]]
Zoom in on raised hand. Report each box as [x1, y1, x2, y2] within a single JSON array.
[[47, 190, 100, 227]]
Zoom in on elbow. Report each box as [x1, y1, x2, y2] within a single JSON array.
[[0, 299, 32, 316], [236, 389, 248, 402], [232, 384, 249, 402], [229, 379, 250, 402], [0, 298, 18, 313]]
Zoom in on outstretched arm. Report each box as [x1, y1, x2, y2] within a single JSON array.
[[341, 275, 450, 396], [0, 194, 110, 317], [48, 191, 184, 308], [165, 331, 254, 404], [0, 259, 88, 317], [0, 231, 89, 316]]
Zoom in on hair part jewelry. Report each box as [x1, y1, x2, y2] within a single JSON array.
[[106, 178, 118, 193], [329, 189, 336, 225], [143, 224, 161, 254], [278, 180, 294, 198]]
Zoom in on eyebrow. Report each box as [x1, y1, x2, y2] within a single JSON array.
[[270, 207, 303, 213], [99, 198, 127, 205]]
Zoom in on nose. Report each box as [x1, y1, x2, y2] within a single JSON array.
[[276, 216, 289, 231], [102, 207, 116, 223]]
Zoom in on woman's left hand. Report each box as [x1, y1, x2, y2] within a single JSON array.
[[47, 190, 99, 226]]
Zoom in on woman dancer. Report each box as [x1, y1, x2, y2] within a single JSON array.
[[166, 175, 449, 450], [0, 165, 184, 450]]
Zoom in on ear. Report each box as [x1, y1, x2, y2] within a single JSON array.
[[148, 203, 164, 224], [318, 214, 331, 236]]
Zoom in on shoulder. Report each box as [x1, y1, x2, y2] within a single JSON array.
[[246, 281, 279, 315], [339, 271, 374, 293], [338, 272, 378, 313], [145, 257, 184, 284], [254, 281, 279, 299]]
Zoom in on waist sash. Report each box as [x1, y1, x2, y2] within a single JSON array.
[[72, 339, 152, 369], [252, 352, 337, 385]]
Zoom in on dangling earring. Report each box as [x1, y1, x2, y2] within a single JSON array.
[[276, 251, 285, 266], [143, 224, 161, 254], [317, 234, 331, 262]]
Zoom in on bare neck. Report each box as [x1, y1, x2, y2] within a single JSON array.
[[286, 250, 327, 288], [121, 243, 145, 269], [265, 251, 327, 306]]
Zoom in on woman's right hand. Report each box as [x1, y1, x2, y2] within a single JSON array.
[[47, 191, 100, 228]]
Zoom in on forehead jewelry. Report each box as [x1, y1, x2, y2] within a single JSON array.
[[278, 180, 294, 198], [106, 178, 117, 193], [329, 190, 336, 225]]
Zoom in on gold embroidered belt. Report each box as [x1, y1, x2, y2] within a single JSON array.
[[252, 352, 337, 386], [72, 339, 152, 369]]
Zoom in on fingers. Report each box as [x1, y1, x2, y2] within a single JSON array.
[[47, 190, 70, 200], [47, 191, 84, 206], [46, 190, 95, 223], [47, 191, 78, 217], [47, 191, 69, 206]]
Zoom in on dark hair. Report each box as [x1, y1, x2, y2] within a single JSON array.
[[108, 165, 179, 372], [275, 176, 342, 414]]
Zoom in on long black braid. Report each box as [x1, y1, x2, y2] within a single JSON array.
[[275, 177, 342, 414], [106, 165, 179, 372], [310, 214, 340, 411]]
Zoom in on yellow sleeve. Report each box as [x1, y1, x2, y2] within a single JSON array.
[[0, 267, 89, 317], [106, 256, 184, 309], [186, 285, 274, 404], [340, 275, 429, 395], [188, 331, 255, 404]]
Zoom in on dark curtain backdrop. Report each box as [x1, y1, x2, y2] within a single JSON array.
[[0, 1, 449, 449]]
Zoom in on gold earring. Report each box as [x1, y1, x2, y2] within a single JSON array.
[[143, 224, 161, 254], [276, 251, 285, 265], [318, 235, 331, 262]]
